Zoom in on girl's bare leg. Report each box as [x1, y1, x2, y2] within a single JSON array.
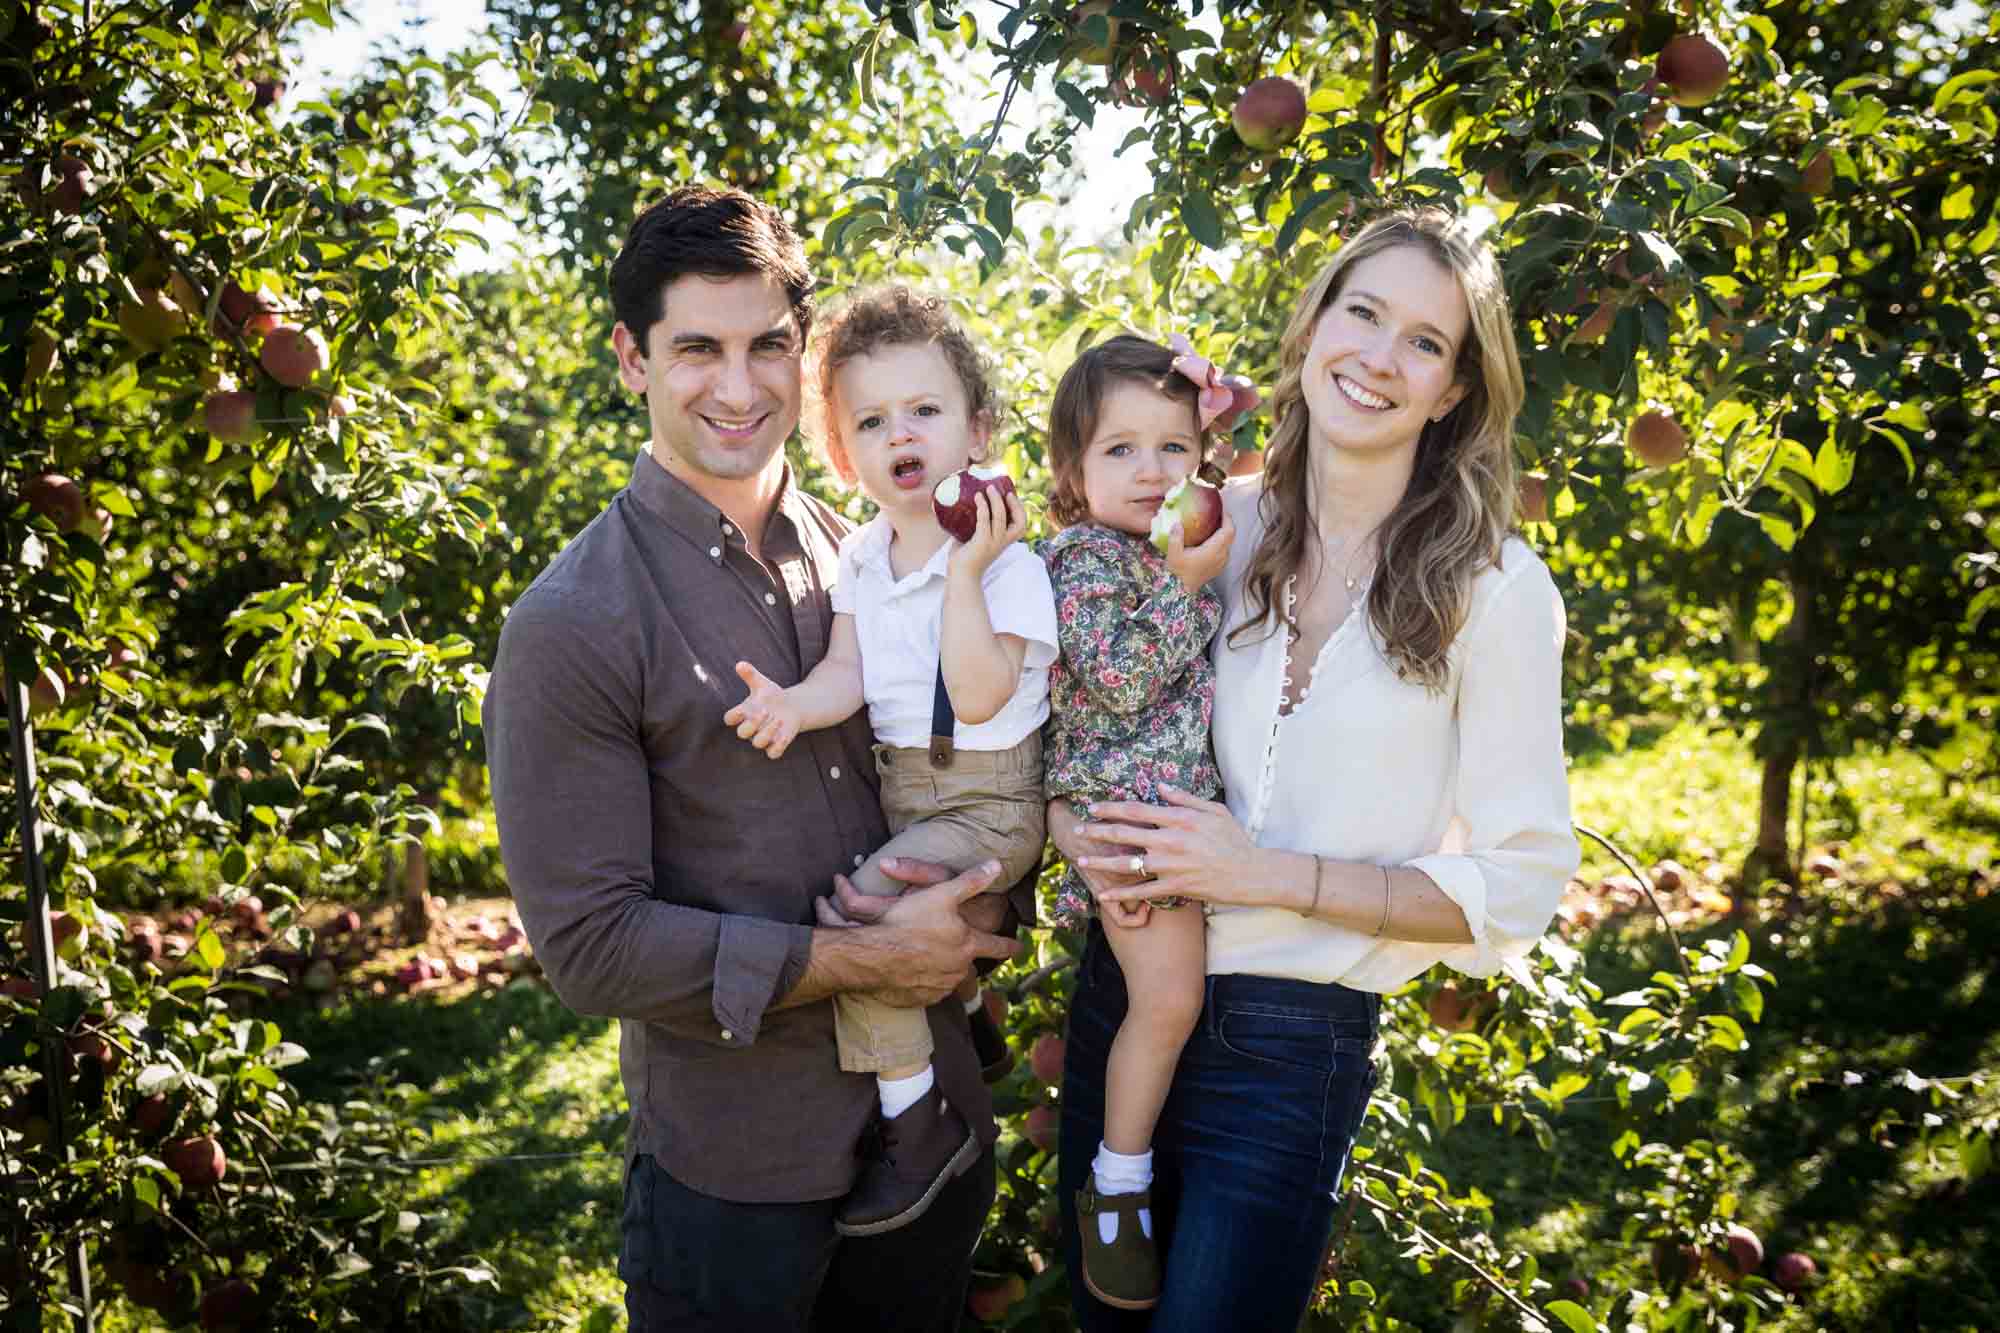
[[1099, 903, 1206, 1154]]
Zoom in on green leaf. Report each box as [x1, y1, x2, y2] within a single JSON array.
[[195, 926, 226, 972], [1730, 973, 1764, 1023], [1931, 69, 1999, 114], [1725, 929, 1750, 971], [984, 188, 1013, 240], [1702, 1014, 1748, 1050], [1942, 185, 1975, 222], [1812, 439, 1855, 494], [1055, 80, 1095, 128], [1181, 190, 1226, 250], [1759, 514, 1797, 551], [1545, 1300, 1598, 1333]]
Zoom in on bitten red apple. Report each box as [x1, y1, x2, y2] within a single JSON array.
[[1149, 477, 1223, 554], [1233, 76, 1308, 151], [932, 466, 1016, 544]]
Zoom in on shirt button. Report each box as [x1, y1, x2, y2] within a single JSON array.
[[709, 545, 722, 560], [765, 592, 777, 605], [829, 766, 841, 779], [719, 1028, 734, 1042], [721, 522, 735, 536], [854, 854, 865, 868]]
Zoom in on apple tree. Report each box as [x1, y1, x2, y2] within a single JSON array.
[[1, 0, 567, 1324]]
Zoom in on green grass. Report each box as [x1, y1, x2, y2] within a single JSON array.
[[86, 727, 1998, 1330]]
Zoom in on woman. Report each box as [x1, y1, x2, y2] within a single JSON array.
[[1048, 206, 1580, 1330]]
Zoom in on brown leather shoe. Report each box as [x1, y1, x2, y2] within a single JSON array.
[[834, 1088, 979, 1237]]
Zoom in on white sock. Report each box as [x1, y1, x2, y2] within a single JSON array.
[[878, 1066, 934, 1120], [1092, 1144, 1154, 1243], [963, 992, 985, 1015]]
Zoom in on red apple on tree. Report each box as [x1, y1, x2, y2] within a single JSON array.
[[1029, 1033, 1065, 1085], [1772, 1251, 1817, 1291], [260, 325, 327, 387], [1518, 473, 1550, 524], [19, 155, 95, 217], [1800, 149, 1834, 197], [217, 281, 283, 336], [1067, 1, 1122, 65], [1149, 477, 1223, 554], [932, 465, 1016, 543], [21, 472, 86, 531], [1627, 409, 1688, 467], [1024, 1104, 1059, 1151], [164, 1134, 227, 1190], [1656, 34, 1729, 106], [204, 390, 262, 444], [1711, 1223, 1764, 1282], [1233, 76, 1308, 151], [25, 328, 59, 386], [199, 1277, 259, 1331]]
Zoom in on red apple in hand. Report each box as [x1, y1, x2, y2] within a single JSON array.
[[1149, 477, 1223, 554], [932, 466, 1016, 544]]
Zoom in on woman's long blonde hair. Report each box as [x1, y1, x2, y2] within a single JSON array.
[[1230, 207, 1524, 692]]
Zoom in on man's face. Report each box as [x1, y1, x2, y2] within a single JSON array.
[[612, 272, 803, 485]]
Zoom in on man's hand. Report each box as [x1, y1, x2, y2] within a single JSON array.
[[815, 856, 1009, 934], [849, 861, 1021, 1008], [723, 661, 804, 759]]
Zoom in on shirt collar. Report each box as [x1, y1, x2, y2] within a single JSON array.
[[853, 514, 955, 585], [626, 448, 806, 559]]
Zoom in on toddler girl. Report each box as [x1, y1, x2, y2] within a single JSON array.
[[1040, 334, 1251, 1309]]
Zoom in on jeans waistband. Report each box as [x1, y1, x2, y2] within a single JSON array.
[[1084, 923, 1379, 1034]]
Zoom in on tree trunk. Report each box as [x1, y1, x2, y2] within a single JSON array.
[[1742, 559, 1813, 887], [398, 792, 441, 944]]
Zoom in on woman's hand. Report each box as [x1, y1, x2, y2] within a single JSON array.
[[1073, 785, 1264, 908], [1048, 798, 1152, 927]]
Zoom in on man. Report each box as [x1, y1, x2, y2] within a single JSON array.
[[483, 184, 1027, 1332]]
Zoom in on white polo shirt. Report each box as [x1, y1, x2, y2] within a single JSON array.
[[831, 516, 1058, 752]]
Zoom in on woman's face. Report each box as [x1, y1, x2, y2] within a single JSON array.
[[1300, 245, 1472, 457]]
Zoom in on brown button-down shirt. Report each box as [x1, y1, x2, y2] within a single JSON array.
[[483, 452, 998, 1202]]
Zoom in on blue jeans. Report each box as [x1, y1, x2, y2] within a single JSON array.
[[619, 1148, 995, 1332], [1058, 925, 1381, 1331]]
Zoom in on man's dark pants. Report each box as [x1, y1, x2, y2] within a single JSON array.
[[620, 1147, 996, 1332]]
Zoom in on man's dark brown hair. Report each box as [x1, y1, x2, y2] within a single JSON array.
[[609, 184, 814, 348]]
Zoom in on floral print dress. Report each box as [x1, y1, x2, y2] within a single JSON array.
[[1040, 521, 1224, 926]]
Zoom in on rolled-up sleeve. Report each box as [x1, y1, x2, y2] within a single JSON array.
[[1406, 561, 1580, 977], [484, 587, 810, 1046]]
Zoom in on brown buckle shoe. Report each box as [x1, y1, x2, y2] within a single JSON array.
[[1075, 1173, 1160, 1310], [834, 1088, 979, 1237]]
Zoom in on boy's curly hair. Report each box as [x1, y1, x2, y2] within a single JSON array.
[[807, 286, 1003, 487]]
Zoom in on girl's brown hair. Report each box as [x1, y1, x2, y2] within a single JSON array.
[[806, 286, 1001, 487], [1045, 335, 1220, 528], [1232, 206, 1525, 692]]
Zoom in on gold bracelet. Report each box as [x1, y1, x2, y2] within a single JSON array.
[[1308, 854, 1324, 916], [1373, 865, 1392, 937]]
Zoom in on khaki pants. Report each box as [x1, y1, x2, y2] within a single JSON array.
[[834, 732, 1046, 1074]]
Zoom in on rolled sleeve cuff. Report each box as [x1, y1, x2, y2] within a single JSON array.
[[1406, 854, 1517, 980], [712, 916, 814, 1046]]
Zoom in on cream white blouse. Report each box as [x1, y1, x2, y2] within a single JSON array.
[[1204, 478, 1579, 989]]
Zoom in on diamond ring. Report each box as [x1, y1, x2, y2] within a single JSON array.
[[1130, 855, 1146, 876]]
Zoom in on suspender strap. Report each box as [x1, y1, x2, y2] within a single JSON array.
[[928, 661, 955, 768]]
